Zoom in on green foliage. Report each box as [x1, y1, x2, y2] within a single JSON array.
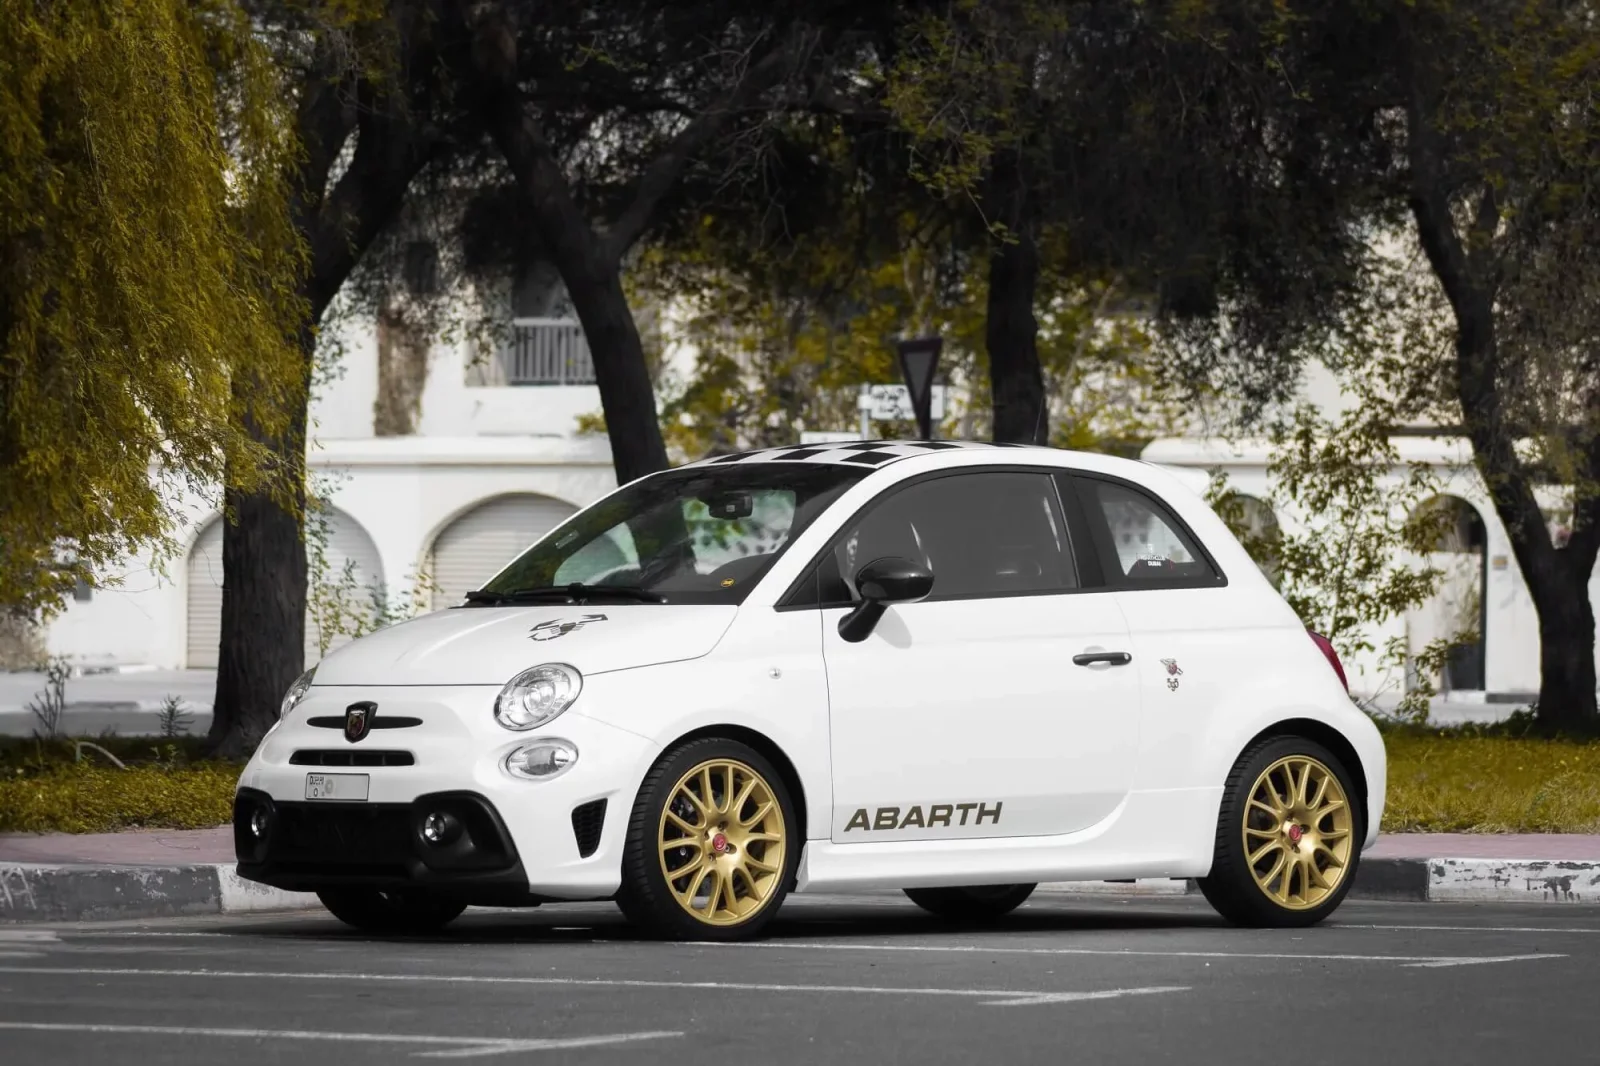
[[1205, 396, 1465, 718], [0, 0, 306, 617], [641, 217, 1180, 458], [0, 762, 240, 834], [25, 655, 70, 739], [1383, 731, 1600, 834], [157, 694, 194, 739]]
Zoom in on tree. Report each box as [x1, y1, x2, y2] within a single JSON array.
[[452, 1, 858, 484], [1395, 1, 1600, 732], [0, 2, 302, 616], [1150, 0, 1600, 732], [208, 1, 453, 755]]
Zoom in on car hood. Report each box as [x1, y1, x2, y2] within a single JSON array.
[[309, 603, 739, 686]]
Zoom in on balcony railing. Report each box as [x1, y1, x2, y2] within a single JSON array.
[[498, 318, 596, 385]]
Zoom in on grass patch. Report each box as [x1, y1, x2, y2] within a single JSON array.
[[1382, 730, 1600, 833], [0, 762, 242, 834], [0, 736, 240, 834]]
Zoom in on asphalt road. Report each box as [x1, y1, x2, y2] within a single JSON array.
[[0, 892, 1592, 1064]]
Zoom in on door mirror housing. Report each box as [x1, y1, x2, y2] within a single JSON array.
[[838, 557, 934, 643]]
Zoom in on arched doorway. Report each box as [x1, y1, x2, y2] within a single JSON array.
[[427, 493, 578, 607], [184, 508, 385, 669], [1407, 495, 1488, 692]]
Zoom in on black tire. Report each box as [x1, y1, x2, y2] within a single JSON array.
[[616, 737, 799, 941], [316, 888, 466, 933], [904, 883, 1037, 921], [1198, 735, 1364, 928]]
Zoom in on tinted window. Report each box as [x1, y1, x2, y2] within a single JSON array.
[[1078, 478, 1219, 586], [478, 463, 866, 605], [821, 471, 1077, 602]]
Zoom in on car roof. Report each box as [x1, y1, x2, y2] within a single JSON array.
[[680, 439, 1050, 470]]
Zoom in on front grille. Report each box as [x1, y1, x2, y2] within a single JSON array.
[[274, 804, 416, 872], [290, 749, 414, 767], [571, 799, 607, 858], [306, 715, 422, 730]]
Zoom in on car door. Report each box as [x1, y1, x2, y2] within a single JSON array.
[[807, 467, 1142, 843], [1065, 472, 1238, 787]]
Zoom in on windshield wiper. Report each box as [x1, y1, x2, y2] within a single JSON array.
[[462, 583, 667, 606]]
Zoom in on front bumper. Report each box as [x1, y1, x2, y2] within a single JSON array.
[[234, 684, 661, 901]]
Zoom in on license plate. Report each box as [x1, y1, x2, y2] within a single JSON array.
[[304, 773, 370, 801]]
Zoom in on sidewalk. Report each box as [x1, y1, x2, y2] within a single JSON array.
[[3, 826, 1599, 923]]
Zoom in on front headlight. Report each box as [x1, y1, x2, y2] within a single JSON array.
[[494, 663, 582, 731], [279, 667, 315, 720]]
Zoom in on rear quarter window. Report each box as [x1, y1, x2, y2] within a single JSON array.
[[1069, 474, 1226, 590]]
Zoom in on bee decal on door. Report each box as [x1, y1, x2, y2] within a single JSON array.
[[1160, 658, 1182, 691]]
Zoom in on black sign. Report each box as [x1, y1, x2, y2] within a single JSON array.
[[896, 337, 942, 440]]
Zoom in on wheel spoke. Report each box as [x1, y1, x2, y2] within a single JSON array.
[[1304, 860, 1332, 890], [1277, 856, 1298, 902], [731, 777, 759, 819], [1257, 851, 1287, 892], [665, 809, 700, 834], [744, 852, 781, 874], [1248, 797, 1281, 819], [1320, 827, 1351, 843], [676, 864, 710, 903], [1314, 842, 1346, 868], [1315, 800, 1347, 824], [1307, 771, 1331, 811], [739, 799, 775, 829], [662, 837, 703, 861], [1248, 839, 1281, 865]]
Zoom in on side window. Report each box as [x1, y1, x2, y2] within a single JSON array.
[[1075, 477, 1220, 587], [824, 471, 1077, 602]]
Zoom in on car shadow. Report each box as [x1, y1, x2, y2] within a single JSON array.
[[216, 893, 1229, 945]]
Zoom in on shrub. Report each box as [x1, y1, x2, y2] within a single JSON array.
[[0, 762, 240, 833]]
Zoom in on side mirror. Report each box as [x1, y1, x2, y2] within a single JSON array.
[[838, 557, 933, 643]]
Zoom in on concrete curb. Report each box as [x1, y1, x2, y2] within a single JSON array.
[[4, 856, 1599, 924], [0, 863, 316, 923], [1039, 857, 1600, 904]]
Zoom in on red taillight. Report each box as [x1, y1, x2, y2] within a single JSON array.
[[1307, 630, 1348, 692]]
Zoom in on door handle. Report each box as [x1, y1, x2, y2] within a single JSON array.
[[1073, 651, 1132, 667]]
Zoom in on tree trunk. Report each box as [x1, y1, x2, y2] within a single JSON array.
[[985, 155, 1047, 445], [1533, 580, 1598, 733], [206, 349, 311, 758], [562, 259, 670, 484]]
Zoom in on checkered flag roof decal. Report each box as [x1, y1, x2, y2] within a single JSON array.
[[681, 440, 1036, 469]]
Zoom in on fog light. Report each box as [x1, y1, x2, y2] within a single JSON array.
[[420, 810, 461, 846], [505, 739, 578, 780], [249, 806, 270, 839]]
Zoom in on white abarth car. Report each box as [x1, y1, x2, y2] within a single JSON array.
[[235, 440, 1385, 939]]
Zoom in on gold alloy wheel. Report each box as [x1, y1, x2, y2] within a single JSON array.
[[657, 758, 786, 926], [1243, 755, 1354, 910]]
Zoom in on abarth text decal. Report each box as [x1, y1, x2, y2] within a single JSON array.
[[844, 802, 1002, 832]]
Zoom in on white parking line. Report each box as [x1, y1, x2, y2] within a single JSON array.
[[1338, 923, 1600, 935], [0, 965, 1185, 1009], [691, 940, 1567, 968], [0, 1021, 681, 1059]]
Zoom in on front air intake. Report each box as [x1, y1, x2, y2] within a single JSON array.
[[571, 799, 607, 858]]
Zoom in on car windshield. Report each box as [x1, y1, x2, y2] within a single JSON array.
[[470, 463, 867, 605]]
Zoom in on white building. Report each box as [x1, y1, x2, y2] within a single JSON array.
[[47, 313, 623, 671]]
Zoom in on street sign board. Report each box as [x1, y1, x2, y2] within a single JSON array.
[[857, 384, 947, 422], [896, 337, 943, 439]]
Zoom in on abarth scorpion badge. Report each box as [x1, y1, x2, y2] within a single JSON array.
[[529, 613, 608, 641], [344, 701, 376, 742], [1160, 659, 1183, 692]]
